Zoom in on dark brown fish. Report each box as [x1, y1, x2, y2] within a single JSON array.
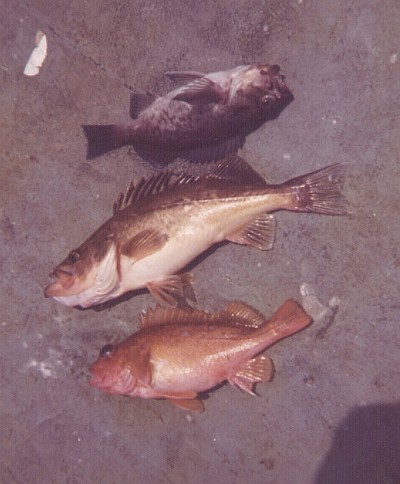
[[44, 155, 347, 309], [82, 64, 293, 163], [89, 299, 312, 412]]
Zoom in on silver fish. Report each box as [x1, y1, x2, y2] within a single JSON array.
[[44, 155, 347, 308], [82, 64, 293, 163]]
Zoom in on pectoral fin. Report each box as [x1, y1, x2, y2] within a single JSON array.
[[226, 214, 276, 250], [228, 355, 274, 395], [147, 273, 194, 307], [172, 78, 224, 104], [121, 228, 168, 262], [128, 348, 152, 386]]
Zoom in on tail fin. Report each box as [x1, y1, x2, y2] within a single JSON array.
[[260, 299, 312, 342], [284, 163, 349, 215], [82, 124, 133, 159]]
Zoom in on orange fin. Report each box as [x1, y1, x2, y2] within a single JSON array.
[[166, 396, 204, 413], [119, 347, 151, 386], [160, 390, 204, 413], [140, 299, 266, 329], [120, 228, 168, 261], [228, 355, 274, 395], [261, 300, 312, 340], [217, 301, 266, 328], [162, 390, 198, 399], [226, 213, 276, 250], [140, 304, 214, 329], [168, 398, 204, 413], [147, 273, 194, 307], [211, 154, 267, 187]]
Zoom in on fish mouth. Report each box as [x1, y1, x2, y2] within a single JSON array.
[[44, 267, 77, 297], [89, 367, 136, 395], [261, 74, 294, 107]]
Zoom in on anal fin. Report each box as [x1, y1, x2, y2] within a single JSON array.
[[167, 398, 204, 413], [228, 355, 274, 395], [161, 390, 204, 412], [147, 272, 194, 307], [226, 214, 276, 250]]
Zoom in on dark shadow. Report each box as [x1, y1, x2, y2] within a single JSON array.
[[314, 402, 400, 484]]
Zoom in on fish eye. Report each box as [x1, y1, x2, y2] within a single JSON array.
[[260, 69, 269, 76], [100, 344, 115, 358], [66, 251, 80, 264]]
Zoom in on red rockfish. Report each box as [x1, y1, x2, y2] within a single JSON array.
[[82, 64, 293, 163], [89, 299, 312, 412], [44, 155, 347, 309]]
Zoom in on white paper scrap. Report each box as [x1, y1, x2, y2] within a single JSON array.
[[23, 31, 47, 76]]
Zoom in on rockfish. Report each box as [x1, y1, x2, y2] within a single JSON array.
[[44, 155, 347, 309], [82, 64, 293, 163], [89, 299, 312, 412]]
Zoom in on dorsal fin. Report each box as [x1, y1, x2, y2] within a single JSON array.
[[216, 301, 266, 328], [140, 305, 216, 328], [113, 155, 266, 214], [113, 171, 178, 213], [211, 154, 267, 187], [140, 301, 266, 329], [165, 71, 206, 84]]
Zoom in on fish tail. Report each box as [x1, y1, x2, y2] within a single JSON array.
[[284, 163, 349, 215], [259, 299, 312, 343], [82, 124, 134, 159]]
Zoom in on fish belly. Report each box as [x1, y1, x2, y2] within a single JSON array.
[[119, 196, 273, 292]]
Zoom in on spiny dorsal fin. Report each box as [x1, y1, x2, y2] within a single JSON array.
[[113, 155, 266, 214], [141, 300, 267, 329], [211, 154, 267, 187], [216, 301, 266, 328], [113, 171, 178, 213]]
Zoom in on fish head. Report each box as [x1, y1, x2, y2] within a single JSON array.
[[89, 343, 139, 395], [44, 239, 122, 308], [234, 64, 294, 110]]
